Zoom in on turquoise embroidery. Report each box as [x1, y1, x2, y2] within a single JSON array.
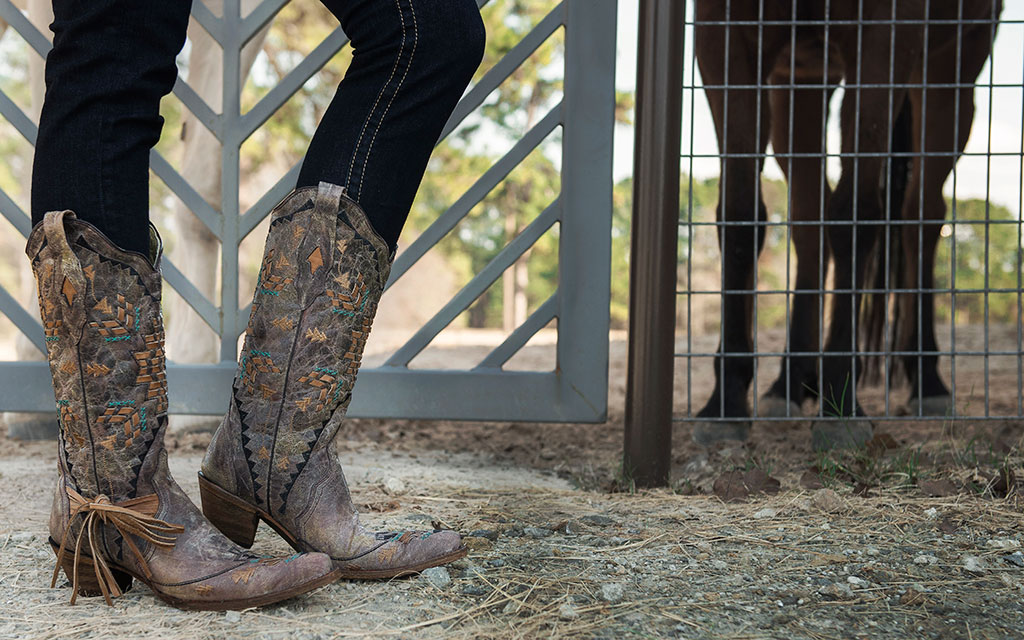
[[313, 366, 339, 376], [104, 336, 131, 342], [259, 289, 280, 297], [107, 400, 136, 407], [250, 350, 272, 358], [57, 399, 69, 406], [139, 406, 147, 432], [45, 336, 59, 342]]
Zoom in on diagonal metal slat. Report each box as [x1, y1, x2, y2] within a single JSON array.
[[162, 257, 221, 333], [0, 0, 50, 57], [239, 161, 301, 238], [438, 2, 563, 143], [387, 103, 562, 289], [172, 78, 222, 140], [0, 189, 32, 237], [190, 0, 224, 43], [0, 88, 37, 144], [0, 285, 44, 354], [149, 152, 222, 238], [476, 294, 558, 370], [241, 0, 288, 44], [385, 199, 559, 367], [239, 26, 349, 141]]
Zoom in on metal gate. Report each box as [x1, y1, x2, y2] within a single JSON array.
[[0, 0, 615, 422], [626, 0, 1022, 485]]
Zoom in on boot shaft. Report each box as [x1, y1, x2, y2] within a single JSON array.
[[27, 211, 168, 500], [209, 182, 391, 515]]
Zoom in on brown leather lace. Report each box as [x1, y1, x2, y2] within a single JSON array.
[[51, 487, 184, 606]]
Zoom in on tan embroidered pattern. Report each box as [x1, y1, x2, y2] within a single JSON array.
[[96, 404, 145, 447], [305, 327, 327, 343], [241, 354, 281, 395], [231, 567, 257, 585], [307, 246, 324, 274], [134, 330, 168, 413], [86, 362, 111, 377], [296, 368, 340, 413], [61, 277, 77, 305], [93, 297, 113, 315], [89, 294, 135, 339], [258, 249, 293, 294], [272, 316, 296, 331]]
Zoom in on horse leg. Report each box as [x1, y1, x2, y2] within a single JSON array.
[[692, 14, 782, 445], [899, 20, 993, 416], [813, 25, 918, 450], [761, 77, 834, 418]]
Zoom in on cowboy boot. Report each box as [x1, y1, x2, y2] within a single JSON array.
[[199, 181, 466, 578], [28, 211, 339, 610]]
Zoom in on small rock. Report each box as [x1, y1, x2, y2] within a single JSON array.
[[986, 538, 1021, 550], [710, 559, 728, 570], [847, 576, 867, 587], [463, 536, 492, 551], [488, 558, 505, 567], [581, 514, 616, 527], [1004, 551, 1024, 568], [502, 600, 520, 614], [10, 532, 34, 544], [962, 555, 986, 574], [524, 526, 552, 539], [383, 477, 406, 495], [753, 507, 778, 519], [225, 611, 242, 623], [600, 583, 625, 603], [558, 603, 579, 620], [819, 583, 856, 601], [900, 588, 926, 605], [810, 488, 844, 513], [470, 529, 499, 541], [462, 585, 488, 596], [913, 554, 938, 566], [923, 507, 938, 519], [422, 566, 452, 589]]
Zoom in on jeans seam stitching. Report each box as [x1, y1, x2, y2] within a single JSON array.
[[344, 0, 409, 196], [358, 0, 419, 201]]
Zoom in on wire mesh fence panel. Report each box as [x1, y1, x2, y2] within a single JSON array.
[[677, 0, 1022, 447]]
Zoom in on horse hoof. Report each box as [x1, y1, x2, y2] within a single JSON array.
[[811, 420, 873, 451], [757, 396, 802, 418], [691, 421, 751, 446], [906, 395, 953, 417]]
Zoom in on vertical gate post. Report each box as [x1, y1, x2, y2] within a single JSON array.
[[624, 0, 685, 488]]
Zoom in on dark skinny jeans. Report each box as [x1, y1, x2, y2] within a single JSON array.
[[32, 0, 485, 255]]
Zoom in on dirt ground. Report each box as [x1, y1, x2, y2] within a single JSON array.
[[1, 328, 1022, 639]]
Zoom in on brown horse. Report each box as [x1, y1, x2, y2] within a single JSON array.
[[692, 0, 1001, 449]]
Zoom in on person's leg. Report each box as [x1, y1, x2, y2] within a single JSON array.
[[29, 1, 338, 609], [297, 0, 486, 251], [201, 0, 485, 577], [31, 0, 191, 255]]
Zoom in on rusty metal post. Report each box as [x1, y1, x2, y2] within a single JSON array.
[[624, 0, 685, 488]]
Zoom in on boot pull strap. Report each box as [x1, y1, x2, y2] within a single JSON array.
[[42, 210, 88, 340]]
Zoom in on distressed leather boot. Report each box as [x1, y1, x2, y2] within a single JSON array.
[[200, 182, 466, 578], [28, 211, 339, 610]]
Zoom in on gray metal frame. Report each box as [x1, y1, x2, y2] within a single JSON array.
[[0, 0, 616, 422]]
